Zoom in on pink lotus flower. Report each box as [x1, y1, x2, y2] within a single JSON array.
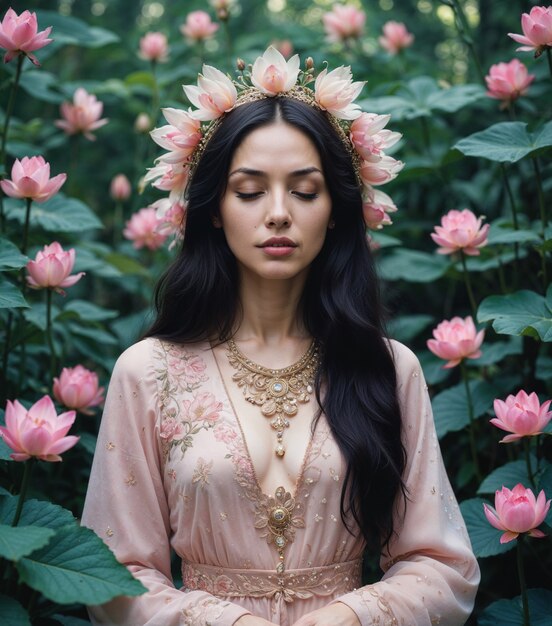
[[144, 162, 190, 202], [350, 113, 402, 162], [362, 189, 398, 229], [379, 21, 414, 55], [180, 10, 218, 42], [0, 156, 66, 203], [322, 4, 365, 43], [508, 6, 552, 56], [427, 316, 484, 369], [0, 8, 52, 65], [491, 390, 552, 443], [183, 65, 237, 121], [27, 242, 84, 292], [110, 174, 131, 201], [55, 87, 108, 141], [484, 484, 550, 543], [123, 207, 167, 251], [431, 208, 489, 256], [359, 155, 404, 186], [273, 39, 294, 59], [485, 59, 535, 104], [314, 66, 365, 120], [250, 46, 300, 96], [151, 108, 202, 164], [53, 365, 105, 414], [0, 395, 78, 462], [138, 31, 169, 63]]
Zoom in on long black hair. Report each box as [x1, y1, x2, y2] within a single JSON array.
[[146, 97, 406, 550]]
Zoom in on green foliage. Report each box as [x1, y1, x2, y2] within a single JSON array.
[[478, 589, 552, 626], [0, 595, 31, 626]]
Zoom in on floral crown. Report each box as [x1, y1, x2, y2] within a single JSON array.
[[146, 46, 403, 234]]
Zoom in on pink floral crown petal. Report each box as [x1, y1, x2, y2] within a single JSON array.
[[146, 46, 404, 234]]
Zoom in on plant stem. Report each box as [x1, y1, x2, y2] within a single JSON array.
[[460, 362, 482, 483], [0, 311, 14, 404], [21, 197, 33, 255], [499, 163, 520, 286], [46, 289, 56, 381], [531, 158, 549, 293], [449, 0, 486, 85], [0, 55, 24, 165], [460, 251, 477, 316], [516, 537, 531, 626], [11, 459, 34, 527], [523, 438, 536, 489]]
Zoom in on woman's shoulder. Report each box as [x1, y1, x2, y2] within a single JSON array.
[[114, 337, 210, 372], [384, 338, 423, 379]]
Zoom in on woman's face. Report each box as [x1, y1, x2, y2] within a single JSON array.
[[219, 121, 333, 284]]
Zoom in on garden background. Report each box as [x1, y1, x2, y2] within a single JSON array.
[[0, 0, 551, 624]]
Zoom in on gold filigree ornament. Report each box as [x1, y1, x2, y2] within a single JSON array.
[[226, 339, 320, 458], [255, 486, 305, 574]]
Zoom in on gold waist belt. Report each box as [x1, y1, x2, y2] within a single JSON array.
[[182, 558, 362, 603]]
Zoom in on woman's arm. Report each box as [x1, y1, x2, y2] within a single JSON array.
[[331, 341, 480, 626], [81, 340, 252, 626]]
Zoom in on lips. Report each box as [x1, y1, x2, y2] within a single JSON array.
[[258, 237, 297, 248]]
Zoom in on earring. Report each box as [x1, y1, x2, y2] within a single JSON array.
[[212, 217, 221, 228], [328, 219, 335, 229]]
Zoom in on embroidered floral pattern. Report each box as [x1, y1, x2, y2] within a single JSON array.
[[154, 340, 222, 461], [192, 457, 213, 488]]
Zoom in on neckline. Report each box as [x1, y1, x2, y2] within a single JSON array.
[[210, 342, 318, 501]]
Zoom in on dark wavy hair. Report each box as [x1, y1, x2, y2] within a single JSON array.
[[145, 97, 406, 550]]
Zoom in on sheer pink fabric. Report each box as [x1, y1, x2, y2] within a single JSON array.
[[81, 338, 479, 625]]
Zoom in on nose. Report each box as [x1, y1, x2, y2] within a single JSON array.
[[265, 188, 291, 228]]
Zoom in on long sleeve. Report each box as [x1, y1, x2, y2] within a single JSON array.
[[336, 341, 480, 626], [81, 339, 251, 626]]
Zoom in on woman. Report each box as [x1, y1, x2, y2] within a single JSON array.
[[82, 48, 479, 625]]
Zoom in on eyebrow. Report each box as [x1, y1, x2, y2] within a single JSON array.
[[228, 166, 323, 179]]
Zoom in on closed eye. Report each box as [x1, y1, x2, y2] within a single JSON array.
[[235, 191, 263, 200], [293, 192, 319, 200]]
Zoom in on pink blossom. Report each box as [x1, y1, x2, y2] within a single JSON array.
[[314, 65, 365, 120], [508, 6, 552, 55], [0, 8, 52, 65], [322, 4, 365, 43], [273, 39, 294, 59], [379, 21, 414, 55], [183, 65, 237, 121], [427, 316, 484, 369], [350, 113, 401, 162], [0, 156, 66, 203], [135, 113, 152, 133], [27, 242, 84, 292], [144, 162, 190, 202], [151, 108, 202, 164], [160, 417, 185, 442], [53, 365, 104, 414], [183, 391, 223, 425], [251, 46, 300, 96], [180, 10, 218, 42], [153, 198, 187, 239], [123, 207, 167, 251], [485, 59, 535, 104], [139, 31, 169, 63], [167, 351, 207, 386], [0, 395, 78, 462], [213, 422, 237, 444], [431, 208, 489, 256], [110, 174, 131, 201], [491, 390, 552, 443], [359, 155, 404, 186], [362, 189, 398, 229], [55, 88, 108, 141], [483, 484, 550, 543]]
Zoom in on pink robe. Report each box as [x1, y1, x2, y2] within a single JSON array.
[[81, 337, 479, 625]]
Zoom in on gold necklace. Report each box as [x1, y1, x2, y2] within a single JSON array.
[[226, 338, 320, 458]]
